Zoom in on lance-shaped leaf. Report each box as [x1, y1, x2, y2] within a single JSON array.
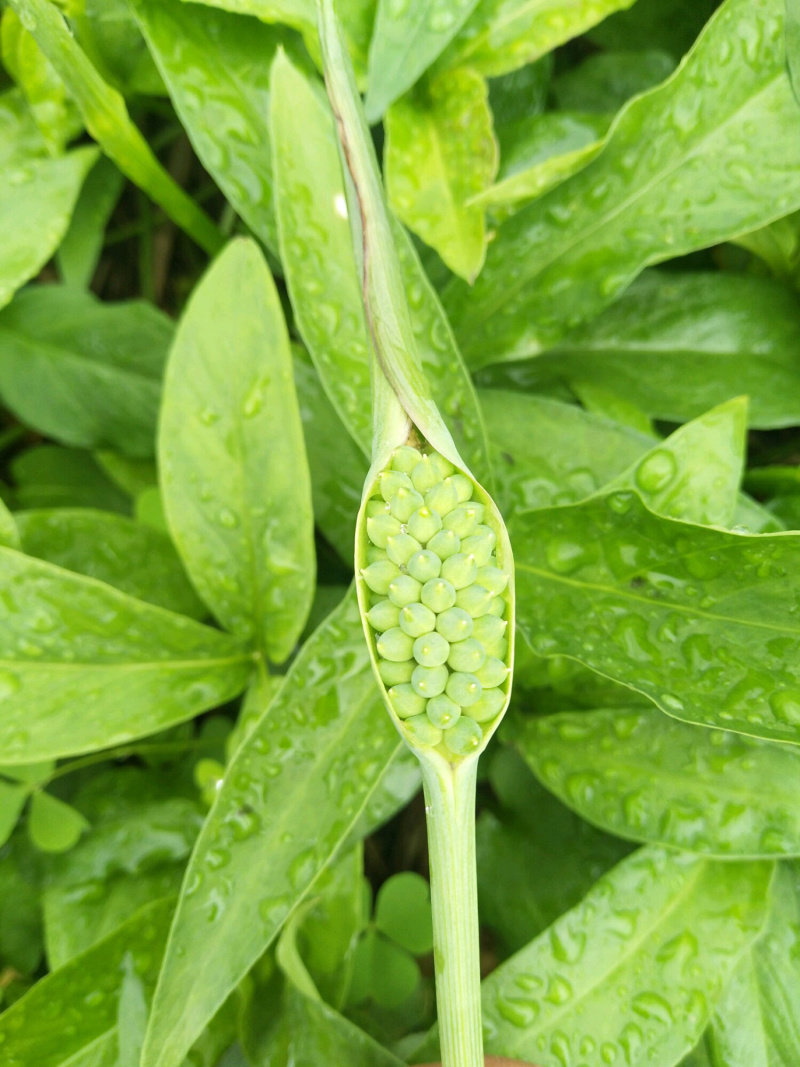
[[512, 707, 800, 857], [385, 67, 498, 282], [788, 0, 800, 104], [512, 492, 800, 745], [140, 589, 407, 1067], [0, 550, 251, 764], [553, 49, 677, 113], [11, 0, 221, 255], [444, 0, 800, 365], [479, 848, 772, 1065], [437, 0, 640, 77], [56, 157, 126, 289], [481, 271, 800, 430], [0, 90, 97, 311], [160, 237, 315, 664]]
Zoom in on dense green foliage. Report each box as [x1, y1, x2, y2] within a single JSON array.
[[2, 0, 800, 1064]]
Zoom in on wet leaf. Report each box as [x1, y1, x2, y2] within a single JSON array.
[[512, 707, 800, 857], [0, 548, 251, 764], [553, 50, 676, 112], [285, 984, 407, 1065], [159, 237, 314, 663], [512, 492, 800, 745], [140, 589, 405, 1067], [10, 445, 131, 514], [445, 0, 800, 365], [788, 0, 800, 104]]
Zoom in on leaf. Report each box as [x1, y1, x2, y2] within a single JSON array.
[[364, 0, 482, 122], [350, 929, 421, 1007], [385, 68, 497, 281], [132, 0, 309, 256], [588, 0, 720, 58], [481, 271, 800, 430], [0, 90, 97, 311], [444, 0, 800, 365], [513, 707, 800, 857], [512, 491, 800, 745], [0, 833, 44, 974], [733, 208, 800, 285], [10, 0, 222, 255], [0, 779, 30, 849], [375, 872, 434, 956], [159, 237, 314, 663], [285, 984, 407, 1065], [788, 0, 800, 103], [478, 848, 773, 1066], [9, 445, 131, 513], [0, 285, 171, 457], [16, 509, 207, 620], [602, 397, 747, 527], [0, 497, 20, 551], [0, 548, 251, 764], [553, 49, 677, 112], [140, 589, 406, 1067], [56, 157, 125, 289], [70, 0, 165, 97], [438, 0, 640, 77], [0, 896, 174, 1067], [27, 791, 90, 854]]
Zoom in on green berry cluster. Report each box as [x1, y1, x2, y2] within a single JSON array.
[[361, 444, 510, 757]]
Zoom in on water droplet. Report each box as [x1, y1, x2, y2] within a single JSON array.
[[636, 450, 677, 493], [770, 689, 800, 725]]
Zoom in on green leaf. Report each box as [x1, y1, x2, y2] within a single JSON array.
[[385, 68, 497, 281], [10, 444, 131, 513], [0, 549, 251, 764], [553, 49, 677, 112], [364, 0, 482, 122], [179, 0, 316, 38], [788, 0, 800, 103], [56, 157, 125, 289], [0, 285, 171, 457], [478, 848, 773, 1065], [375, 872, 434, 956], [0, 779, 30, 849], [0, 833, 43, 974], [444, 0, 800, 365], [285, 984, 407, 1065], [16, 509, 207, 620], [159, 237, 314, 663], [602, 397, 747, 527], [70, 0, 165, 97], [27, 791, 90, 854], [0, 896, 174, 1067], [733, 208, 800, 286], [132, 0, 310, 256], [140, 589, 405, 1067], [513, 707, 800, 857], [588, 0, 719, 58], [438, 0, 640, 77], [481, 271, 800, 430], [10, 0, 222, 255], [0, 496, 20, 551], [512, 492, 800, 745], [350, 929, 421, 1007], [0, 90, 97, 311]]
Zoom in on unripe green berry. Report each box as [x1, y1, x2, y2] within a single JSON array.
[[421, 578, 457, 613], [463, 687, 505, 723], [379, 470, 413, 501], [366, 547, 388, 564], [487, 595, 506, 617], [427, 694, 461, 730], [475, 656, 508, 688], [444, 716, 482, 755], [435, 607, 473, 642], [472, 615, 507, 647], [388, 574, 422, 607], [388, 683, 427, 719], [413, 632, 450, 667], [425, 480, 459, 517], [447, 638, 486, 673], [446, 474, 473, 503], [386, 532, 422, 566], [390, 487, 424, 522], [366, 599, 401, 631], [362, 560, 400, 595], [427, 528, 461, 560], [376, 627, 414, 662], [404, 714, 443, 748], [399, 602, 436, 638], [407, 549, 441, 582], [410, 455, 441, 493], [411, 663, 449, 697], [428, 452, 455, 480], [446, 672, 482, 707], [366, 498, 390, 518], [477, 564, 508, 596], [461, 526, 496, 566], [441, 552, 478, 590], [391, 445, 422, 473], [379, 659, 415, 686], [367, 513, 402, 548], [455, 584, 494, 617], [443, 505, 482, 538], [407, 506, 442, 543]]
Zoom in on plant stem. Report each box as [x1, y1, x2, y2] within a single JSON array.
[[420, 754, 483, 1067]]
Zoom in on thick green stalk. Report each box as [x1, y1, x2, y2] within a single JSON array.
[[421, 754, 483, 1067]]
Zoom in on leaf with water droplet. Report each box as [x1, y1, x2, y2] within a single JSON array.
[[512, 706, 800, 857], [159, 237, 315, 664]]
